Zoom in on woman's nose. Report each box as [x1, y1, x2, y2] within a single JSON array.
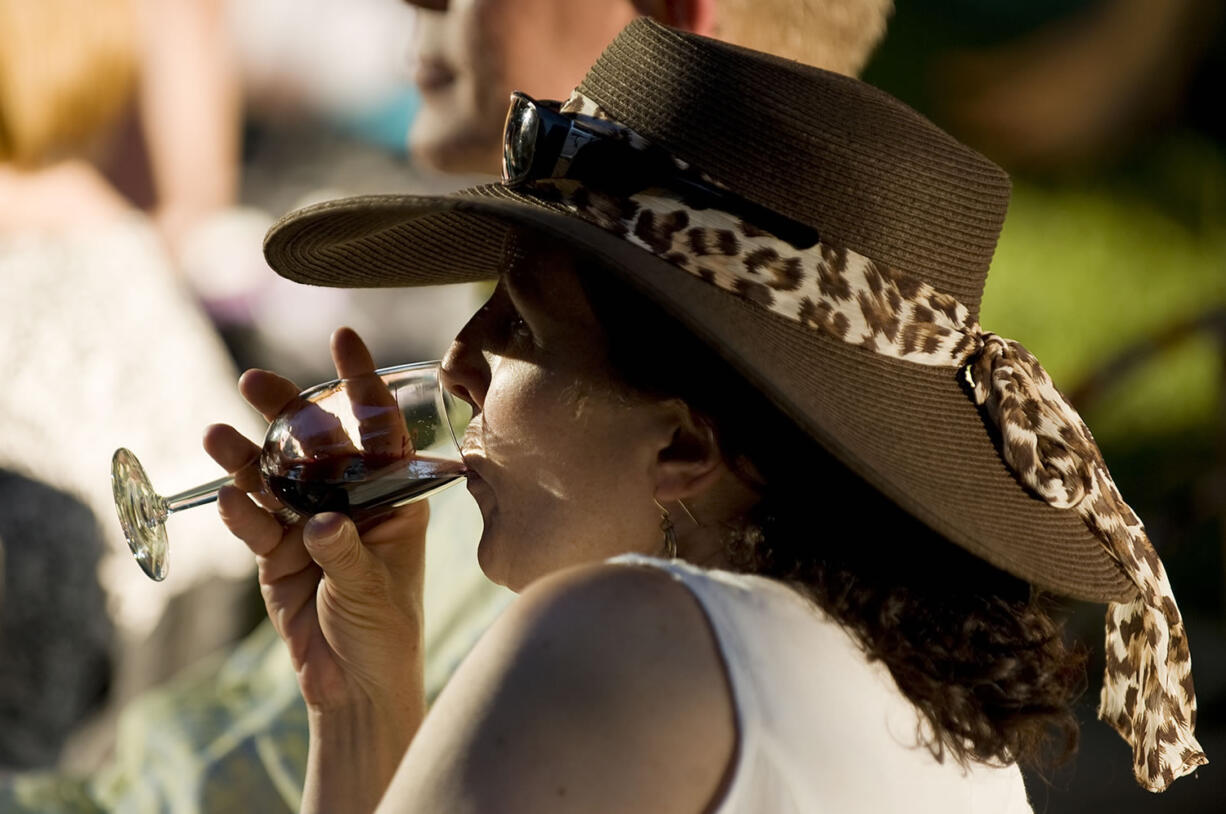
[[440, 329, 489, 414]]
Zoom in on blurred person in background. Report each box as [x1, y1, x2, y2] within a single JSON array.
[[213, 0, 480, 385], [0, 472, 111, 770], [409, 0, 891, 174], [0, 0, 261, 772], [128, 0, 242, 264]]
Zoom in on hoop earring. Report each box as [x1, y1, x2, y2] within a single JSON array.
[[676, 498, 699, 527], [653, 498, 678, 559]]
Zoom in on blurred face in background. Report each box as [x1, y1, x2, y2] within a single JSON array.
[[406, 0, 642, 174]]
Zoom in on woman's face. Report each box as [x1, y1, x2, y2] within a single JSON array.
[[440, 244, 675, 591]]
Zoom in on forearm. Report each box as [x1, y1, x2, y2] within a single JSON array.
[[137, 0, 241, 256], [302, 697, 425, 814]]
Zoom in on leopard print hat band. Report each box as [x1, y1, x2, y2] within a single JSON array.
[[546, 90, 1207, 791]]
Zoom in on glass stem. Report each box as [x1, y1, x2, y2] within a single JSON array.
[[163, 475, 235, 515]]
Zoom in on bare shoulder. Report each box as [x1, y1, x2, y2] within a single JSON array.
[[513, 559, 723, 655], [380, 561, 736, 814]]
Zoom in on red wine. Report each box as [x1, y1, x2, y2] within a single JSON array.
[[265, 453, 468, 519]]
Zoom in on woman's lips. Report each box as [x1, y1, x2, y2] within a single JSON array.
[[460, 449, 487, 480], [462, 463, 491, 502], [414, 57, 457, 93]]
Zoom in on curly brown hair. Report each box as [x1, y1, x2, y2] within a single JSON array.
[[576, 253, 1088, 770]]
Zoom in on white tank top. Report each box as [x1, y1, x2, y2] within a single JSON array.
[[611, 555, 1034, 814]]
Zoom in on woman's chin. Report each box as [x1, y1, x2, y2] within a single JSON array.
[[475, 529, 519, 591], [477, 531, 555, 594], [474, 525, 499, 574]]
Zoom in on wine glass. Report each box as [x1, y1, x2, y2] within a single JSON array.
[[112, 361, 472, 582]]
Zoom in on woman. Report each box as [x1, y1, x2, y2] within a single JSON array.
[[205, 19, 1206, 813]]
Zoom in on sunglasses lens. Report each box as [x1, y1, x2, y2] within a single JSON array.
[[502, 95, 540, 184]]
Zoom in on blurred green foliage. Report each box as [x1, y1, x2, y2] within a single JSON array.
[[981, 136, 1226, 445]]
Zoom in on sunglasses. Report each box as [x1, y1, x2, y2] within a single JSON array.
[[501, 91, 820, 249]]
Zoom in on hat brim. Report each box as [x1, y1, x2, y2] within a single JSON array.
[[265, 184, 1135, 603]]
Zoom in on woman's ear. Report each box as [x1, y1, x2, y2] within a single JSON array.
[[652, 408, 724, 502]]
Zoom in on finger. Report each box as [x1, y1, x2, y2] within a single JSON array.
[[261, 566, 323, 661], [358, 500, 430, 546], [280, 589, 325, 672], [302, 512, 378, 594], [360, 501, 430, 578], [203, 423, 264, 493], [203, 424, 284, 510], [331, 328, 406, 458], [352, 380, 407, 459], [256, 525, 315, 583], [239, 369, 304, 423], [331, 326, 377, 379], [247, 366, 356, 479], [217, 485, 285, 557]]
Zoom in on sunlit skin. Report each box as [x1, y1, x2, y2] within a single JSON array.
[[203, 244, 760, 812]]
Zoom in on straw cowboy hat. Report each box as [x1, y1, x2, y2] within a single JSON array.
[[263, 18, 1205, 791]]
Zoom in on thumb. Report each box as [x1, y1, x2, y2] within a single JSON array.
[[303, 513, 373, 591]]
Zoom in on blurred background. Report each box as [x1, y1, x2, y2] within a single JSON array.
[[0, 0, 1221, 811], [860, 2, 1226, 809]]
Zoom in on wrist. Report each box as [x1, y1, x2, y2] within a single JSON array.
[[309, 691, 422, 738], [302, 697, 423, 814]]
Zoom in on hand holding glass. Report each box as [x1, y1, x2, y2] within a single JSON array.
[[112, 362, 472, 581]]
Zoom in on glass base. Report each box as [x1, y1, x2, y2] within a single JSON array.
[[111, 448, 170, 581]]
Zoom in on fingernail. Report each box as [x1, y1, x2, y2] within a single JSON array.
[[305, 512, 346, 544]]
